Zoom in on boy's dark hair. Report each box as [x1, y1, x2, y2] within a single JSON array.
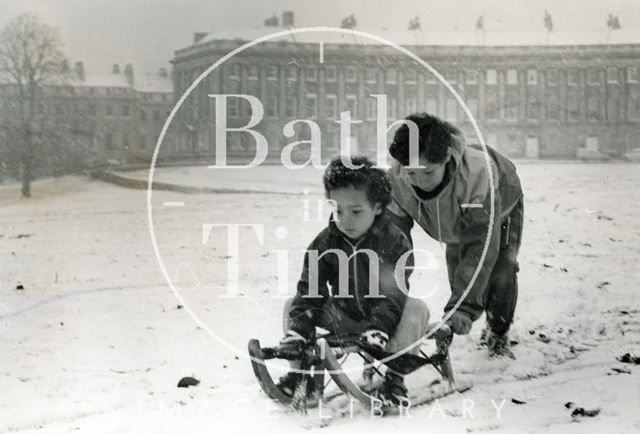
[[389, 112, 460, 165], [323, 155, 392, 208]]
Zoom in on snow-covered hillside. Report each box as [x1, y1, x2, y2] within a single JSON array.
[[1, 163, 639, 433]]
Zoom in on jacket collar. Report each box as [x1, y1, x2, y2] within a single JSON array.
[[327, 212, 390, 241]]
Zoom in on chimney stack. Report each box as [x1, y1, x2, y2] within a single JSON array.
[[124, 64, 134, 85], [264, 14, 279, 27], [282, 11, 294, 27], [74, 61, 85, 80], [112, 64, 120, 74]]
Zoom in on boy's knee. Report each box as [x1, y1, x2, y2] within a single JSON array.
[[403, 298, 430, 327], [282, 297, 294, 334]]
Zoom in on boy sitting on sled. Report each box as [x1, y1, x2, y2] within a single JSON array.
[[278, 155, 431, 405]]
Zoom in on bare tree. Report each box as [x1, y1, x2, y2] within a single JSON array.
[[0, 13, 66, 197]]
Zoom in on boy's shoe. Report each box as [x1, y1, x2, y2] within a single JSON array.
[[377, 372, 409, 406], [276, 372, 316, 398], [357, 366, 377, 392], [487, 331, 516, 360], [479, 326, 490, 347]]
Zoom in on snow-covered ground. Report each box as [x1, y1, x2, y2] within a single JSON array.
[[1, 163, 640, 433]]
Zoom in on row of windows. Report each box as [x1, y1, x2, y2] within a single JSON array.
[[210, 64, 640, 87], [39, 103, 169, 121], [104, 131, 150, 150], [221, 92, 640, 123]]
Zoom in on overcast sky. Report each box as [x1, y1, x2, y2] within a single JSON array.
[[2, 0, 640, 73]]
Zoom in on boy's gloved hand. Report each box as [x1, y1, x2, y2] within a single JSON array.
[[279, 330, 308, 346], [359, 329, 389, 351], [445, 311, 472, 335]]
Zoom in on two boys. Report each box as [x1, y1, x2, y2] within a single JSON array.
[[278, 155, 430, 404]]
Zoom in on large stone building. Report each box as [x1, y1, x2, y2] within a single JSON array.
[[169, 13, 640, 162], [0, 61, 173, 172]]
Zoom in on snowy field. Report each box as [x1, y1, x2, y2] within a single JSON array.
[[1, 163, 640, 433]]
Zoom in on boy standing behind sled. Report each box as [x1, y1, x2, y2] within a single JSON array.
[[278, 155, 430, 405]]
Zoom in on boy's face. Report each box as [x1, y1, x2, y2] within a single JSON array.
[[329, 186, 382, 240], [400, 153, 450, 193]]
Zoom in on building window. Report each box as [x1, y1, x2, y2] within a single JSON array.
[[266, 65, 278, 81], [485, 96, 498, 120], [365, 97, 377, 121], [345, 66, 357, 83], [445, 69, 457, 84], [486, 69, 497, 85], [306, 66, 317, 82], [405, 69, 417, 84], [229, 64, 240, 80], [123, 133, 129, 149], [106, 105, 113, 116], [346, 94, 358, 118], [527, 69, 538, 85], [568, 69, 579, 86], [547, 69, 558, 86], [607, 95, 619, 120], [467, 98, 478, 118], [266, 96, 278, 118], [105, 132, 113, 150], [505, 103, 518, 121], [587, 95, 601, 121], [387, 97, 397, 119], [627, 66, 638, 83], [325, 65, 337, 82], [326, 94, 337, 119], [122, 105, 129, 116], [306, 94, 317, 118], [606, 67, 618, 83], [466, 70, 478, 85], [527, 96, 540, 120], [247, 65, 258, 80], [88, 104, 96, 116], [139, 134, 146, 149], [140, 109, 146, 121], [628, 93, 639, 120], [286, 65, 298, 82], [568, 96, 580, 120], [426, 98, 437, 115], [285, 94, 297, 117], [507, 69, 518, 85], [228, 97, 239, 117], [385, 69, 397, 84], [445, 98, 457, 122], [587, 69, 601, 86], [365, 68, 377, 84], [406, 97, 417, 114]]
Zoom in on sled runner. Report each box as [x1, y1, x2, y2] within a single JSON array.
[[248, 323, 473, 415]]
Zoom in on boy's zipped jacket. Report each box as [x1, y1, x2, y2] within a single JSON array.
[[388, 130, 523, 323], [288, 213, 414, 340]]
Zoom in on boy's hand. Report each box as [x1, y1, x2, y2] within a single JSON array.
[[280, 330, 307, 346], [359, 329, 389, 351], [445, 311, 472, 335]]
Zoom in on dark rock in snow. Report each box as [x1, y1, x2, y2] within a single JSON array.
[[617, 353, 640, 365], [16, 283, 24, 290], [571, 407, 600, 418], [511, 398, 527, 405], [177, 376, 200, 388]]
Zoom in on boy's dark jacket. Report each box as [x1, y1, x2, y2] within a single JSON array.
[[288, 213, 414, 340]]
